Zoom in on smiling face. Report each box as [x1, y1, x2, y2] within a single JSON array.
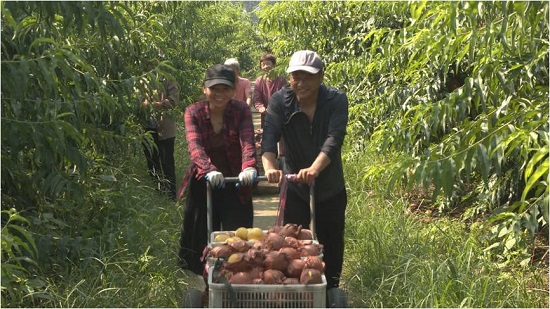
[[204, 84, 234, 113], [260, 60, 274, 73], [289, 70, 323, 103]]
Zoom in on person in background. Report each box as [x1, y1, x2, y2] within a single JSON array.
[[253, 53, 287, 130], [176, 64, 257, 276], [224, 58, 252, 107], [261, 50, 348, 290], [142, 77, 179, 200]]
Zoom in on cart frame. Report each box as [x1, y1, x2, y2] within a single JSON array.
[[207, 175, 325, 308], [183, 175, 347, 308]]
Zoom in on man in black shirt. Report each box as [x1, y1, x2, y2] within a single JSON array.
[[261, 50, 348, 289]]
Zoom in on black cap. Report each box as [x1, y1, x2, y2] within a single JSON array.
[[204, 64, 235, 88]]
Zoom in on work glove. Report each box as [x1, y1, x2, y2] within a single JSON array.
[[206, 171, 224, 189], [238, 167, 257, 187]]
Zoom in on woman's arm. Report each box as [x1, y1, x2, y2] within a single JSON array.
[[184, 106, 215, 179]]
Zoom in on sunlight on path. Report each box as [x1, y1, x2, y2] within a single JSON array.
[[251, 108, 280, 230]]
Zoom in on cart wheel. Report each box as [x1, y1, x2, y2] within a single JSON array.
[[327, 287, 348, 308], [182, 288, 203, 308]]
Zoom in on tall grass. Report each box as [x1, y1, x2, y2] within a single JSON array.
[[342, 149, 548, 308], [34, 121, 197, 307]]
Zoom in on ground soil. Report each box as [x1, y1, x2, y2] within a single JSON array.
[[251, 109, 279, 230]]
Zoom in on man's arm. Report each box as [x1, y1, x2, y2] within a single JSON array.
[[262, 152, 283, 185], [299, 152, 331, 186], [320, 93, 348, 160]]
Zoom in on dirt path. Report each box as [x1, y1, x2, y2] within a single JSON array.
[[251, 109, 280, 230], [253, 194, 279, 229]]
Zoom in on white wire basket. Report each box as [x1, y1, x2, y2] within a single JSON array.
[[208, 267, 326, 308]]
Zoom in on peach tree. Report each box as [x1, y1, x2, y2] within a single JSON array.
[[257, 0, 548, 266]]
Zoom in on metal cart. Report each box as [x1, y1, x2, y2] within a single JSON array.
[[182, 175, 347, 308]]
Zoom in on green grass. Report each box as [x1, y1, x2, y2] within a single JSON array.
[[26, 122, 197, 307], [32, 126, 547, 307], [342, 151, 548, 308], [34, 172, 194, 307]]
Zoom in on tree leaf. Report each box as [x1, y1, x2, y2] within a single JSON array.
[[522, 158, 549, 202], [477, 144, 490, 186], [441, 158, 456, 197], [524, 147, 549, 181]]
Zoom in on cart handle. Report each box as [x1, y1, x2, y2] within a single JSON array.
[[223, 173, 297, 183], [222, 175, 268, 182], [206, 175, 267, 240], [206, 174, 315, 240]]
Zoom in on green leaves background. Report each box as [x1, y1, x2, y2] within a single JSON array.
[[257, 0, 548, 264], [1, 1, 262, 305], [1, 1, 547, 306]]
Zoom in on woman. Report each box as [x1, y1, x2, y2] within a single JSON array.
[[177, 64, 257, 275]]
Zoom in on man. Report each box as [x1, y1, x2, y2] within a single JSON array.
[[261, 50, 348, 289], [224, 58, 252, 107], [142, 77, 179, 200]]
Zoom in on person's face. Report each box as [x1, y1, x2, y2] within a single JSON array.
[[261, 60, 274, 72], [289, 71, 323, 102], [204, 84, 234, 111]]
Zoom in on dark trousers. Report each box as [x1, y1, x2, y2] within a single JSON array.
[[178, 178, 253, 275], [143, 131, 176, 199], [284, 188, 347, 288]]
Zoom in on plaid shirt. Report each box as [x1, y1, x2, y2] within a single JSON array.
[[177, 99, 257, 200]]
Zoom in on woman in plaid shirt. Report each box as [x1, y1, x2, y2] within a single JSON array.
[[177, 64, 258, 275]]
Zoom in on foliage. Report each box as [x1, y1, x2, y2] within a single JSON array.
[[187, 1, 263, 80], [1, 208, 40, 304], [258, 0, 548, 266], [1, 1, 261, 306], [1, 0, 547, 306], [343, 157, 548, 307]]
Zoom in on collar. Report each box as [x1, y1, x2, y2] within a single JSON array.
[[282, 85, 336, 125]]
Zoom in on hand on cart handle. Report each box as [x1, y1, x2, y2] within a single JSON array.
[[263, 170, 305, 186], [264, 168, 283, 185], [206, 171, 225, 189], [238, 167, 257, 186], [285, 173, 298, 182], [218, 175, 267, 184], [288, 169, 317, 187]]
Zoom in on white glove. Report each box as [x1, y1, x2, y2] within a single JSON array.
[[206, 171, 224, 188], [238, 167, 257, 187]]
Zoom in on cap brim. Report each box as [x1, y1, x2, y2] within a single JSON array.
[[205, 79, 234, 88], [286, 65, 320, 74]]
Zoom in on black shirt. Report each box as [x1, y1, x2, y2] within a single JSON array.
[[261, 85, 348, 202]]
